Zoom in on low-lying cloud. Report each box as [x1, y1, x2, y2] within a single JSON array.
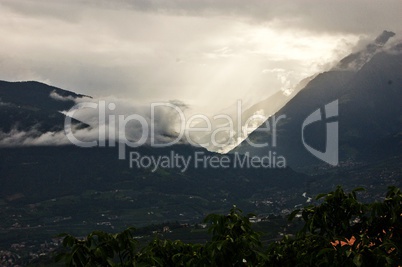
[[0, 94, 191, 148]]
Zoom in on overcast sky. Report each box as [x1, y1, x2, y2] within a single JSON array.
[[0, 0, 401, 114]]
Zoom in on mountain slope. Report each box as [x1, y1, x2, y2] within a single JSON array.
[[233, 41, 402, 170], [0, 80, 87, 133], [0, 79, 310, 240]]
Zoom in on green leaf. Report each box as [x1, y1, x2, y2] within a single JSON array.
[[316, 248, 334, 257], [353, 254, 362, 267], [288, 209, 300, 221]]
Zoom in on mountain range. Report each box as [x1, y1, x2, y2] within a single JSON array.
[[0, 80, 309, 242], [234, 30, 402, 170], [0, 80, 88, 135], [0, 31, 401, 251]]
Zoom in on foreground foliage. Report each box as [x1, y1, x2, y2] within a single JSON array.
[[56, 186, 402, 266]]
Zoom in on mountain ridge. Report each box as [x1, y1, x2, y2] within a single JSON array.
[[233, 43, 402, 170]]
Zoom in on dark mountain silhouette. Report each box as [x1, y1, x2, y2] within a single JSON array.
[[234, 33, 402, 169], [0, 80, 88, 132]]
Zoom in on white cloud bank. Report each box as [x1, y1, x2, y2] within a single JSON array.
[[0, 94, 191, 148]]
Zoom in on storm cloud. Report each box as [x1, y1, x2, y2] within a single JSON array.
[[0, 0, 401, 114]]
